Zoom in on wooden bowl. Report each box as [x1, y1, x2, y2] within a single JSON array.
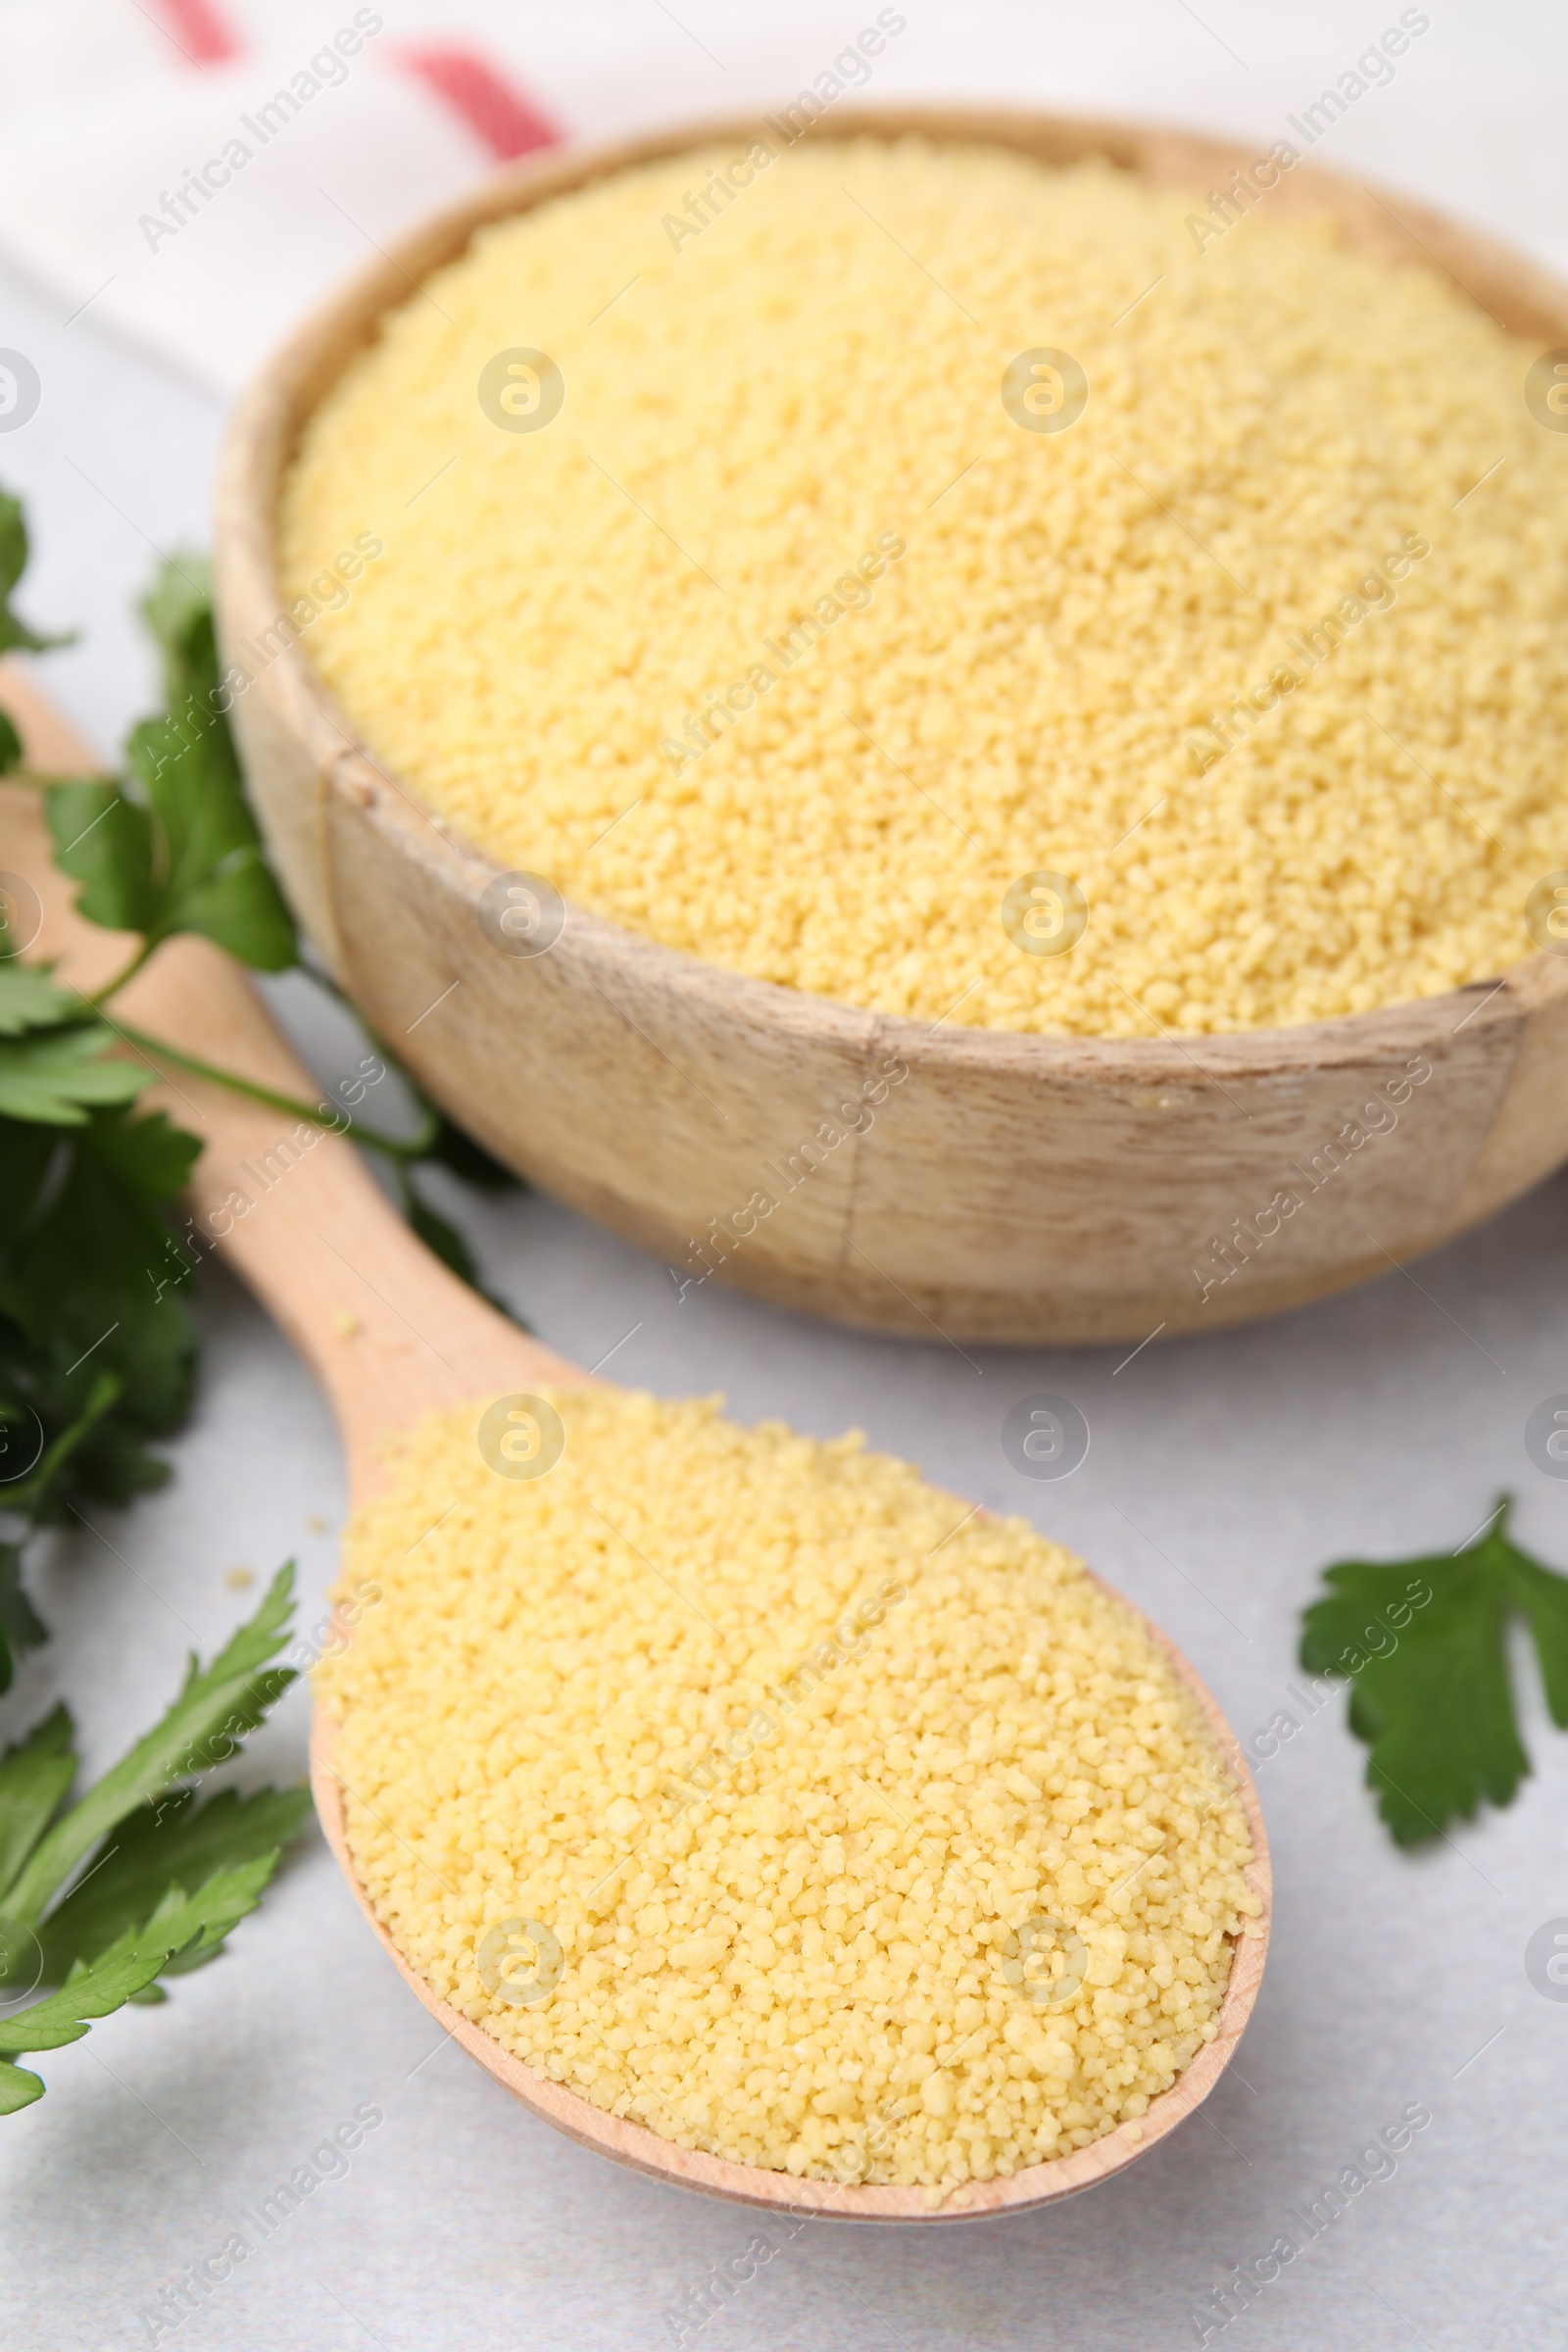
[[312, 1574, 1271, 2223], [213, 108, 1568, 1348]]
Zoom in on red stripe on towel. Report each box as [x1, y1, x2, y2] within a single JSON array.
[[153, 0, 241, 64], [392, 45, 563, 162]]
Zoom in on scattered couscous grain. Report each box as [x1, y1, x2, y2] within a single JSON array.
[[278, 136, 1568, 1037], [316, 1390, 1261, 2186]]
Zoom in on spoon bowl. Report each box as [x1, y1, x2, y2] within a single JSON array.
[[311, 1607, 1267, 2221]]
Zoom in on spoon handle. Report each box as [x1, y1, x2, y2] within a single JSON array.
[[0, 666, 580, 1492]]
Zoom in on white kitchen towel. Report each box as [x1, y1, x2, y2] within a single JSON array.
[[0, 0, 923, 392], [3, 1, 1566, 400]]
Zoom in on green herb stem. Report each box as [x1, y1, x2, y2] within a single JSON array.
[[110, 1019, 440, 1160], [3, 1373, 120, 1520], [86, 941, 153, 1004]]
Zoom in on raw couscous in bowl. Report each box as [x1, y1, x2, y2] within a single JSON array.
[[214, 107, 1568, 1345]]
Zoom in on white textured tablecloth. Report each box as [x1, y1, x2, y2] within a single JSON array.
[[3, 5, 1567, 2347]]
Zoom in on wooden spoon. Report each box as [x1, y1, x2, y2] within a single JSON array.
[[0, 668, 1270, 2221]]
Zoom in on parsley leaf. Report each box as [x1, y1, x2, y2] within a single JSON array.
[[38, 779, 155, 937], [45, 552, 296, 971], [5, 1098, 199, 1431], [397, 1170, 488, 1292], [0, 1553, 47, 1692], [0, 491, 72, 659], [0, 1021, 149, 1124], [392, 1151, 526, 1326], [0, 960, 151, 1125], [0, 1070, 201, 1687], [1299, 1497, 1568, 1845], [0, 1863, 285, 2113], [0, 1704, 74, 1897], [0, 963, 79, 1033], [36, 1783, 313, 1992], [417, 1113, 520, 1194], [3, 1562, 298, 1924], [139, 550, 227, 715], [0, 1567, 309, 2107], [16, 536, 294, 974]]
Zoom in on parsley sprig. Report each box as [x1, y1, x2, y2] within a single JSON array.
[[0, 1565, 310, 2112], [1301, 1498, 1568, 1845], [44, 555, 296, 988], [0, 483, 518, 1687]]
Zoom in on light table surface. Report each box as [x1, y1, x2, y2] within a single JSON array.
[[3, 5, 1566, 2345]]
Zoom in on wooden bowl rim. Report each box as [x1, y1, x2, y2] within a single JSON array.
[[219, 102, 1568, 1078], [310, 1560, 1271, 2223]]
